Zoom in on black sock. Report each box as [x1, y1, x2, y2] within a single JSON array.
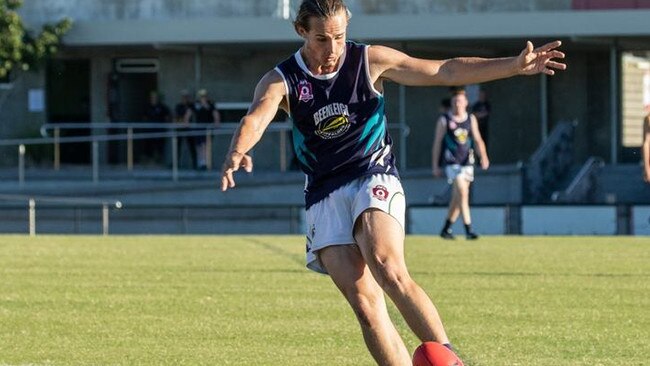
[[442, 219, 453, 232], [464, 223, 473, 234], [443, 343, 454, 351]]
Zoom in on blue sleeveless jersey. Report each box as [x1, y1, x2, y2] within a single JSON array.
[[441, 113, 475, 166], [275, 41, 399, 208]]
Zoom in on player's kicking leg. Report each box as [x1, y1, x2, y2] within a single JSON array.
[[319, 244, 412, 366], [355, 208, 451, 345]]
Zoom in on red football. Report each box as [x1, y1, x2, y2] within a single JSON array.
[[412, 342, 464, 366]]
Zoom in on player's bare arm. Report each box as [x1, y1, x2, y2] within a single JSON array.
[[220, 70, 287, 191], [368, 40, 566, 87], [431, 117, 446, 177], [471, 115, 490, 170]]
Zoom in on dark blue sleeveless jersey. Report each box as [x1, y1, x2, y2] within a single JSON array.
[[441, 113, 475, 166], [275, 41, 399, 208]]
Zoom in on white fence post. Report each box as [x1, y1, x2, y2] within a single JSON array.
[[18, 144, 25, 186], [28, 198, 36, 236]]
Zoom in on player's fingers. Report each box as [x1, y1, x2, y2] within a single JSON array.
[[227, 170, 236, 188], [543, 68, 555, 76], [221, 167, 236, 191], [221, 175, 229, 191], [535, 40, 562, 53], [546, 50, 565, 59], [526, 41, 534, 54], [241, 155, 254, 173], [546, 61, 566, 70]]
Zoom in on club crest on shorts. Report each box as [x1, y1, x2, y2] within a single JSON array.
[[372, 185, 389, 201], [298, 80, 313, 102]]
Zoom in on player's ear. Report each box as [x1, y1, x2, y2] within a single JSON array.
[[294, 23, 309, 38]]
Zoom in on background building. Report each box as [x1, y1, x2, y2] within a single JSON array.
[[1, 0, 649, 234]]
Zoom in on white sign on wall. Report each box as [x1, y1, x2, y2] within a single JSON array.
[[409, 207, 506, 235], [522, 206, 617, 235]]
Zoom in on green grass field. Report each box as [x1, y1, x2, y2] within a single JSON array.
[[0, 235, 648, 365]]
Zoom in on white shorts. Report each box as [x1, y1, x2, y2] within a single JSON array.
[[445, 165, 474, 184], [305, 174, 406, 274]]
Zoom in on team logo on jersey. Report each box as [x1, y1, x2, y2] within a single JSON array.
[[316, 115, 351, 139], [454, 128, 469, 144], [313, 103, 351, 139], [298, 80, 314, 102], [372, 185, 389, 201]]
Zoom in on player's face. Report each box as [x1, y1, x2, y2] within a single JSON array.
[[451, 94, 468, 114], [298, 10, 348, 72]]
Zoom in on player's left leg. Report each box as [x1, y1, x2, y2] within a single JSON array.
[[440, 180, 461, 239], [456, 177, 471, 225], [319, 244, 412, 365], [354, 208, 451, 345], [456, 177, 478, 240]]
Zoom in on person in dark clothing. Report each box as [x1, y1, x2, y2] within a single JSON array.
[[174, 89, 197, 168], [184, 89, 221, 170], [142, 91, 171, 164], [219, 1, 565, 364], [432, 88, 489, 240], [471, 88, 491, 148]]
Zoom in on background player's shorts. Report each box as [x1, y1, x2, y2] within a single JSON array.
[[305, 174, 405, 274], [445, 164, 474, 184]]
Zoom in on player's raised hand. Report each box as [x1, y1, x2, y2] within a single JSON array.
[[517, 40, 566, 76], [221, 151, 253, 191]]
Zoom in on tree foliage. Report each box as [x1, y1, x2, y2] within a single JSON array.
[[0, 0, 71, 78]]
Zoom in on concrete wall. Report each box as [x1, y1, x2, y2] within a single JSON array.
[[0, 71, 47, 165]]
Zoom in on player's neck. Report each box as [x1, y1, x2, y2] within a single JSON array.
[[300, 48, 338, 75], [450, 111, 468, 121]]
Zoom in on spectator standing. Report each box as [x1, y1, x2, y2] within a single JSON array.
[[174, 89, 197, 168], [471, 88, 491, 148], [143, 91, 171, 164], [185, 89, 221, 170]]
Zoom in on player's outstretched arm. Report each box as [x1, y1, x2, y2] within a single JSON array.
[[221, 70, 286, 191], [370, 40, 566, 87]]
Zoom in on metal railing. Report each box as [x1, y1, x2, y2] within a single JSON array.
[[0, 194, 122, 236], [551, 156, 605, 203], [39, 122, 293, 179], [1, 121, 410, 183], [524, 120, 577, 203]]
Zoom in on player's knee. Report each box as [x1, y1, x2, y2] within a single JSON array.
[[373, 260, 411, 295]]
